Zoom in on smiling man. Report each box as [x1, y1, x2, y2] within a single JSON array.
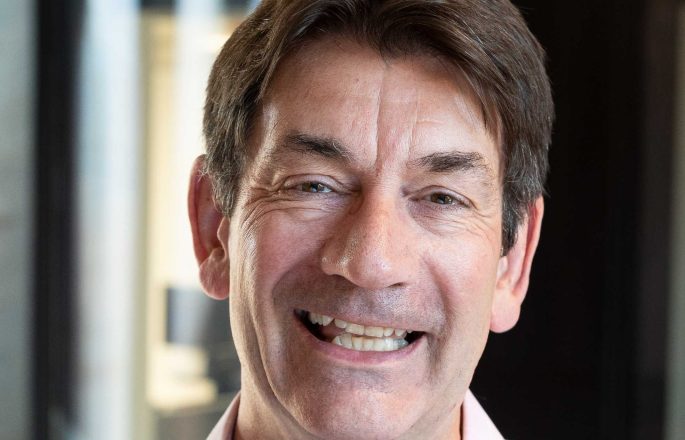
[[189, 1, 553, 439]]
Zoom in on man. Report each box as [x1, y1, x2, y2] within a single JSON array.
[[188, 0, 553, 438]]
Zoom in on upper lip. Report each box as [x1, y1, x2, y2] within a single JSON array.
[[297, 308, 419, 333]]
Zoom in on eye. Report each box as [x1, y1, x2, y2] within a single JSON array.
[[297, 182, 333, 193], [429, 193, 455, 205], [423, 190, 471, 209]]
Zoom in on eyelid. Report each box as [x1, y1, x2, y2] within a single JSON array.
[[282, 174, 343, 192]]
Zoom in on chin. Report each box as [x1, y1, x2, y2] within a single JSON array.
[[285, 387, 421, 440]]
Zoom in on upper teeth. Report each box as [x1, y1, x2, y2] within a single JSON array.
[[308, 312, 413, 339]]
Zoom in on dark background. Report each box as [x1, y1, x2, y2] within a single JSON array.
[[34, 0, 679, 438], [473, 0, 676, 438]]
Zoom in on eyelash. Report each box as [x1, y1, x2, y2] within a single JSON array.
[[283, 176, 339, 196], [295, 181, 333, 193]]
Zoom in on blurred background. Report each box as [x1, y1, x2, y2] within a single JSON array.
[[1, 0, 684, 438]]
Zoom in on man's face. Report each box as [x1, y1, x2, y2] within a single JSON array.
[[227, 39, 508, 439]]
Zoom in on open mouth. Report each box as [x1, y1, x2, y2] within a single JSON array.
[[296, 309, 423, 352]]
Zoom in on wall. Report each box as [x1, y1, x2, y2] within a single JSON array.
[[0, 0, 34, 438]]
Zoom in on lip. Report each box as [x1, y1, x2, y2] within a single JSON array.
[[292, 310, 424, 366], [295, 308, 422, 334]]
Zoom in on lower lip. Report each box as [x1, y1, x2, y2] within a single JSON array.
[[293, 311, 423, 366]]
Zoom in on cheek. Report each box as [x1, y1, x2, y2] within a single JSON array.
[[435, 232, 499, 288], [229, 210, 332, 332], [229, 211, 331, 388], [430, 237, 500, 336], [247, 211, 330, 283]]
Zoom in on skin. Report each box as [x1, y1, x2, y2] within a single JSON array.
[[189, 38, 544, 440]]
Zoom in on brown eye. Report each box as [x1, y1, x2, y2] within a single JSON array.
[[300, 182, 332, 193], [430, 193, 454, 205]]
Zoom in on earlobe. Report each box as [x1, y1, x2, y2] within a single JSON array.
[[490, 197, 544, 333], [188, 155, 230, 300]]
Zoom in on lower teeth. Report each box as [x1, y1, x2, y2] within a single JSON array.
[[332, 333, 409, 351]]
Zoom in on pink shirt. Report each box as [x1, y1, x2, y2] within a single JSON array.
[[207, 390, 504, 439]]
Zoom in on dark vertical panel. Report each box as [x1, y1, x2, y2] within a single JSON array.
[[597, 1, 643, 437], [636, 0, 676, 438], [34, 0, 83, 438], [472, 0, 675, 438]]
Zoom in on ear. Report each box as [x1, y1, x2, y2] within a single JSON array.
[[490, 196, 544, 333], [188, 155, 230, 300]]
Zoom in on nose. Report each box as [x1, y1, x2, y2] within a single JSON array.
[[320, 192, 416, 290]]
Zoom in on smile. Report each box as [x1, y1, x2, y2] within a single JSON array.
[[298, 310, 422, 352]]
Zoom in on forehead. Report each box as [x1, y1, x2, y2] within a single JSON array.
[[256, 37, 500, 175]]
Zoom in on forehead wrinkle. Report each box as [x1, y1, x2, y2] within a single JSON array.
[[408, 80, 421, 173], [371, 59, 421, 174], [371, 59, 385, 171]]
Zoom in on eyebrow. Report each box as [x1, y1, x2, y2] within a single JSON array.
[[278, 132, 353, 162], [412, 151, 492, 176]]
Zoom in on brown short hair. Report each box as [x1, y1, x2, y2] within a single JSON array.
[[203, 0, 553, 252]]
